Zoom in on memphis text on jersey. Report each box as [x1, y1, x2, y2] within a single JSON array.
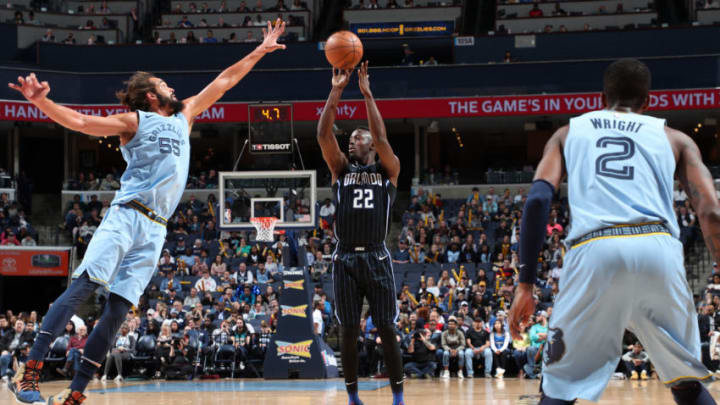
[[343, 171, 384, 186]]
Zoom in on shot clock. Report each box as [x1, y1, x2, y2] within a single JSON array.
[[248, 104, 293, 154]]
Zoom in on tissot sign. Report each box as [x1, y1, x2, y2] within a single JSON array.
[[2, 88, 718, 123]]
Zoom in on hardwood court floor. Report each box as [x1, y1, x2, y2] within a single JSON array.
[[1, 377, 718, 404]]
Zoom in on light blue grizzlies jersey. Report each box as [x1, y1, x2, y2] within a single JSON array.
[[111, 111, 190, 220], [564, 110, 678, 242]]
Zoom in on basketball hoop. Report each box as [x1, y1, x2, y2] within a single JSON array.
[[250, 217, 278, 242]]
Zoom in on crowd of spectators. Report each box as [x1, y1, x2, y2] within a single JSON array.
[[697, 248, 720, 374], [376, 184, 711, 381], [168, 0, 308, 14], [366, 185, 562, 379], [495, 0, 657, 34], [43, 182, 338, 381], [64, 169, 219, 191], [8, 2, 142, 44], [347, 0, 455, 8], [420, 165, 459, 185], [6, 165, 715, 383], [152, 0, 308, 44], [2, 186, 337, 380], [0, 189, 38, 247]]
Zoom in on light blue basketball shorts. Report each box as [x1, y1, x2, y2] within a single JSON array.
[[72, 204, 166, 306], [542, 233, 714, 402]]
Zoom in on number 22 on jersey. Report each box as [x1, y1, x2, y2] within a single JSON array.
[[353, 189, 374, 209]]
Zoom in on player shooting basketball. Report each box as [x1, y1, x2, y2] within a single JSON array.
[[7, 19, 286, 405], [317, 61, 404, 405]]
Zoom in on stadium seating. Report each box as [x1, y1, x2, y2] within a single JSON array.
[[496, 0, 656, 33], [17, 25, 121, 46], [169, 0, 313, 13], [153, 24, 306, 43], [497, 11, 657, 33], [158, 10, 311, 30], [697, 8, 720, 24], [1, 9, 131, 43], [65, 0, 137, 14], [496, 0, 651, 19], [344, 6, 462, 24]]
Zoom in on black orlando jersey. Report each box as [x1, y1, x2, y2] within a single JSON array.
[[332, 162, 396, 245]]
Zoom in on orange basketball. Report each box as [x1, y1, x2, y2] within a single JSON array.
[[324, 30, 363, 70]]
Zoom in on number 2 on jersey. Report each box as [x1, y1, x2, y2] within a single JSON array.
[[353, 189, 374, 209], [595, 136, 635, 180]]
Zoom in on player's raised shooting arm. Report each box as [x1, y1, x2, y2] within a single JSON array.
[[8, 73, 137, 137], [673, 127, 720, 262], [183, 19, 286, 120], [358, 61, 400, 185], [317, 69, 351, 182]]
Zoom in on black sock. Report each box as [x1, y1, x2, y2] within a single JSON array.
[[341, 326, 361, 395], [69, 293, 131, 393], [377, 326, 404, 394], [671, 382, 717, 405]]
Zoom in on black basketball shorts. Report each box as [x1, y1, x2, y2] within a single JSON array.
[[331, 245, 398, 329]]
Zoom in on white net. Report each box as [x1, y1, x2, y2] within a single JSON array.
[[250, 217, 278, 242]]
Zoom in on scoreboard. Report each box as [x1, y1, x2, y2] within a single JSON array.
[[248, 104, 293, 154]]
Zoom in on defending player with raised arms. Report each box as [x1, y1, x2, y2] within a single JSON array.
[[317, 62, 405, 405], [7, 19, 286, 405], [509, 59, 717, 405]]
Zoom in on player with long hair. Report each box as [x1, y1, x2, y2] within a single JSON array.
[[7, 19, 286, 405]]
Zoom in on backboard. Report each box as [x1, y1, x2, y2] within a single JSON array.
[[218, 170, 316, 231]]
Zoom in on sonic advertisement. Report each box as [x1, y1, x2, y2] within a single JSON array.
[[264, 268, 338, 378]]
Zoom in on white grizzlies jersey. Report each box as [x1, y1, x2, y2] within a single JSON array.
[[564, 110, 678, 242], [111, 111, 191, 220]]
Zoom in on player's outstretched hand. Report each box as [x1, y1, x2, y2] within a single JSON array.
[[259, 18, 286, 54], [332, 67, 353, 89], [358, 60, 372, 97], [509, 282, 535, 340], [8, 73, 50, 103]]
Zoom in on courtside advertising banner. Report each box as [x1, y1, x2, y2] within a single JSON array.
[[1, 88, 718, 123], [0, 247, 71, 276], [264, 267, 337, 378]]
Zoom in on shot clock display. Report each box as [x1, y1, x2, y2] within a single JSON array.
[[248, 104, 293, 154]]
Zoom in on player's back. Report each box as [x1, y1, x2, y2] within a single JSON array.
[[111, 111, 190, 220], [564, 109, 678, 243]]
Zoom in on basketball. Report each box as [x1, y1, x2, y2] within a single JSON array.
[[324, 30, 363, 70]]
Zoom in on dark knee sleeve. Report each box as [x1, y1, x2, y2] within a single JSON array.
[[29, 273, 100, 362], [82, 293, 133, 365], [41, 272, 100, 336]]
